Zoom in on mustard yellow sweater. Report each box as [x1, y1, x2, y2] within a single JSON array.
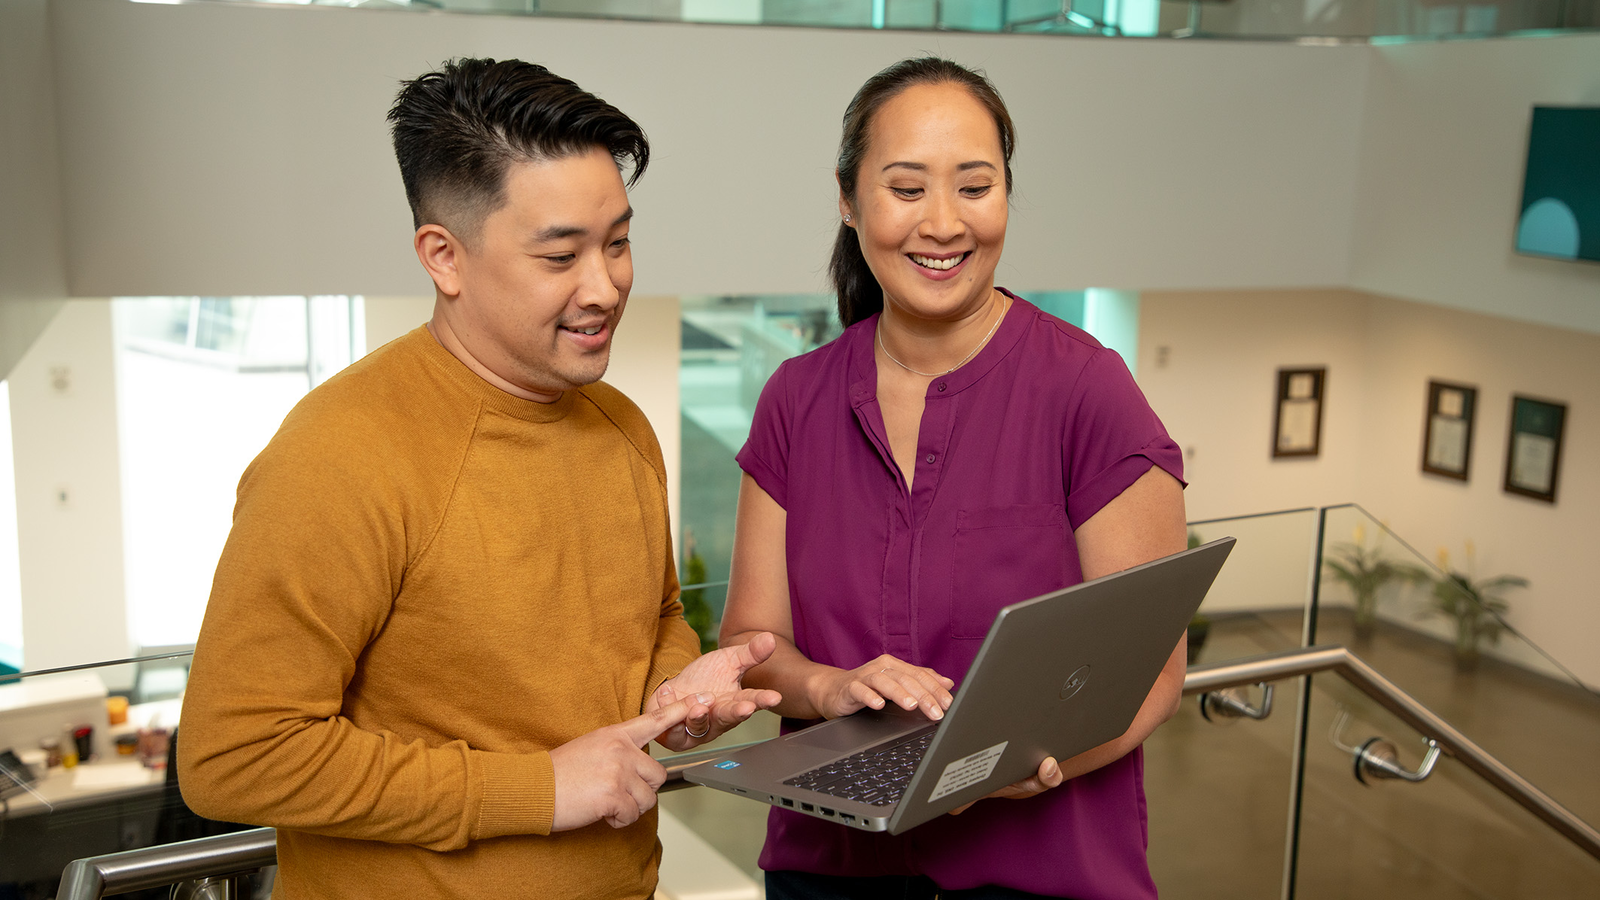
[[179, 327, 701, 899]]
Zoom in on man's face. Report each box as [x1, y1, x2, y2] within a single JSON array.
[[442, 148, 634, 401]]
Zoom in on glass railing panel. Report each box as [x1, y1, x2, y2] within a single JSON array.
[[1294, 673, 1600, 898], [0, 656, 270, 899], [1145, 679, 1299, 898], [679, 294, 838, 639], [1316, 504, 1600, 827], [1184, 508, 1318, 667]]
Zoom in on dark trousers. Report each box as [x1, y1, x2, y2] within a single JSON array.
[[765, 870, 1064, 900]]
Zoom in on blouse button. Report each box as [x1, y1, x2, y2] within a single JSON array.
[[936, 382, 947, 392], [925, 454, 936, 464]]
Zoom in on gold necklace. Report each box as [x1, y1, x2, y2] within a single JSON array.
[[876, 297, 1007, 378]]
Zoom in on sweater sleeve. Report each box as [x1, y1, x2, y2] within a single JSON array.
[[178, 411, 554, 849]]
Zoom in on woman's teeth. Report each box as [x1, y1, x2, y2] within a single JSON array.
[[911, 253, 964, 271]]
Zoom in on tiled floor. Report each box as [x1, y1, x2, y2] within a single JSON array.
[[663, 612, 1600, 898]]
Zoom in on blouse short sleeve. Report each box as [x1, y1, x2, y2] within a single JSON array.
[[1062, 347, 1186, 531], [735, 358, 793, 510]]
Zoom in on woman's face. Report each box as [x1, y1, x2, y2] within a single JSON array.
[[842, 81, 1008, 326]]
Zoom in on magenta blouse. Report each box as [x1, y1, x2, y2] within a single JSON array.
[[735, 294, 1185, 899]]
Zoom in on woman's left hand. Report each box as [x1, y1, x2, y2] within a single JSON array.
[[947, 756, 1063, 815]]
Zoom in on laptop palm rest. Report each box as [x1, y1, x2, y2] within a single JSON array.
[[788, 705, 926, 753]]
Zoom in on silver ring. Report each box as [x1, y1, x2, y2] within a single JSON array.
[[685, 722, 709, 739]]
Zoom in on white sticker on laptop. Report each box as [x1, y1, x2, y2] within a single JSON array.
[[928, 741, 1008, 802]]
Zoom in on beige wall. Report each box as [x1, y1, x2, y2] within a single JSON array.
[[0, 0, 68, 380], [1349, 35, 1600, 335], [1140, 289, 1600, 687], [47, 0, 1369, 299], [9, 300, 129, 673]]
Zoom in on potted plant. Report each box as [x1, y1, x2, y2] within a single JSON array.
[[1321, 524, 1420, 640], [680, 530, 717, 654], [1419, 544, 1526, 670]]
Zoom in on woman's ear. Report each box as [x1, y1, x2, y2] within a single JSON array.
[[836, 171, 855, 227], [414, 224, 463, 297]]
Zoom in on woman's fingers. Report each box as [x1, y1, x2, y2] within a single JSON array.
[[841, 679, 886, 714], [824, 656, 956, 721], [867, 662, 953, 719], [946, 756, 1063, 816]]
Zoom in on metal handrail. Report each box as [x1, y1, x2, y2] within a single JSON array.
[[1184, 644, 1600, 859], [52, 645, 1600, 899], [50, 742, 763, 900], [56, 827, 277, 900]]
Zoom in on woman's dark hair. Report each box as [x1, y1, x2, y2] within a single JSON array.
[[830, 58, 1017, 327], [388, 58, 649, 243]]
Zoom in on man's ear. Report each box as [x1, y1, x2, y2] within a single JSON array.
[[415, 224, 464, 297]]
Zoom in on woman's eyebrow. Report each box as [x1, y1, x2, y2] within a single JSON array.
[[880, 160, 997, 173]]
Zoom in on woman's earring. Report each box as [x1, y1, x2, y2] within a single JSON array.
[[843, 214, 852, 224]]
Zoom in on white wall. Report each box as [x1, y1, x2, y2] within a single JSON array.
[[0, 0, 69, 380], [1349, 34, 1600, 336], [47, 0, 1369, 300], [10, 300, 131, 674], [1139, 288, 1600, 687]]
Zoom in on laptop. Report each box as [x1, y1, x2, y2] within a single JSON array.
[[684, 537, 1234, 835]]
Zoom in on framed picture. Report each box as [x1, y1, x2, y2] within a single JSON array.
[[1503, 395, 1567, 503], [1272, 367, 1325, 459], [1421, 381, 1477, 481]]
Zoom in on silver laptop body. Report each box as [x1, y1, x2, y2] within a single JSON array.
[[683, 537, 1234, 835]]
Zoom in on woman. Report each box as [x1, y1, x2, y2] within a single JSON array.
[[720, 58, 1188, 900]]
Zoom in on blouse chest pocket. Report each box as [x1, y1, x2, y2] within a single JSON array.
[[947, 504, 1071, 639]]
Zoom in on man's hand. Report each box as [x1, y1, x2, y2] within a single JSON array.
[[649, 631, 783, 751], [548, 697, 701, 831], [948, 756, 1064, 816]]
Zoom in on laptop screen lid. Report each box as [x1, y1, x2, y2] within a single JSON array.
[[684, 537, 1234, 834], [883, 536, 1234, 832]]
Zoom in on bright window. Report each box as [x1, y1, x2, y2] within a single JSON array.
[[112, 297, 364, 649]]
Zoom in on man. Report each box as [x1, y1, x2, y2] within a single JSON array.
[[179, 58, 778, 899]]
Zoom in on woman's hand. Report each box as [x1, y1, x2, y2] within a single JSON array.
[[809, 654, 954, 721], [948, 756, 1063, 816]]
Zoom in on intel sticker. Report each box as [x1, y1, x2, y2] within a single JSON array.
[[713, 760, 741, 770]]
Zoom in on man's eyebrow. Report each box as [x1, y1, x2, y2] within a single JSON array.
[[531, 207, 634, 243]]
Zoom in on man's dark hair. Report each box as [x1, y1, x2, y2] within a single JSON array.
[[388, 58, 649, 242]]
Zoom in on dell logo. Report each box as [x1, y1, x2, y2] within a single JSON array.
[[1059, 665, 1091, 700]]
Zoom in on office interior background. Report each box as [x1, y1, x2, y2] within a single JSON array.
[[1, 0, 1598, 897]]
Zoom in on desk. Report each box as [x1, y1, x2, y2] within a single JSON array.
[[1, 700, 181, 891]]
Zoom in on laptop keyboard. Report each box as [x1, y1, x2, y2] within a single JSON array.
[[782, 729, 936, 807]]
